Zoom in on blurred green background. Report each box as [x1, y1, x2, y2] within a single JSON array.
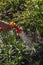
[[0, 0, 43, 65]]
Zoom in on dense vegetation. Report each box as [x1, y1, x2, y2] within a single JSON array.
[[0, 0, 43, 65]]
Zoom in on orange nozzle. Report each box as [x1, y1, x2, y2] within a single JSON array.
[[9, 21, 16, 27], [9, 21, 23, 33]]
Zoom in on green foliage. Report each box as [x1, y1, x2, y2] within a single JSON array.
[[0, 0, 43, 34], [0, 0, 43, 65]]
